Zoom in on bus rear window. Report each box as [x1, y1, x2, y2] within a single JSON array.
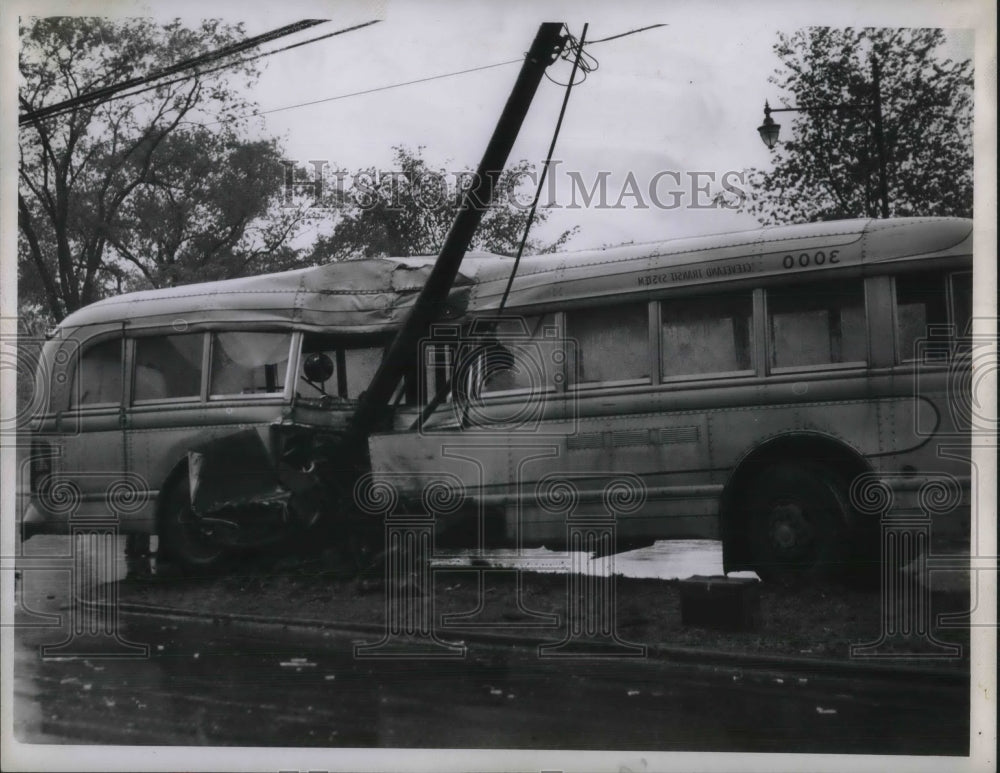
[[768, 279, 866, 370], [950, 271, 973, 346], [134, 334, 203, 400], [895, 271, 951, 362], [661, 293, 753, 379], [210, 332, 290, 396], [71, 338, 122, 406]]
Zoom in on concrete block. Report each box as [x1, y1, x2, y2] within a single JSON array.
[[678, 575, 761, 631]]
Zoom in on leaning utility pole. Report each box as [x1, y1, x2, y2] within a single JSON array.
[[345, 22, 568, 444]]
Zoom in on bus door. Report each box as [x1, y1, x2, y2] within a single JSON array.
[[59, 329, 128, 519]]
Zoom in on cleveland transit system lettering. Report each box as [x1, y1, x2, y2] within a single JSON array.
[[635, 245, 856, 288], [637, 260, 755, 287]]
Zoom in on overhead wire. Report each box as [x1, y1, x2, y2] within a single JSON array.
[[253, 58, 522, 119], [588, 23, 667, 44], [496, 22, 589, 315], [20, 19, 381, 125], [22, 21, 664, 127], [20, 19, 329, 124], [545, 28, 599, 87], [215, 21, 666, 123]]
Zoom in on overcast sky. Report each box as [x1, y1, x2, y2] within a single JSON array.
[[3, 0, 983, 256], [211, 0, 977, 251]]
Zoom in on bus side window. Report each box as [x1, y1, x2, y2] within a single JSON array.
[[661, 293, 754, 378], [480, 314, 562, 394], [950, 271, 973, 349], [70, 338, 122, 406], [423, 342, 454, 403], [343, 346, 383, 398], [895, 271, 950, 362], [210, 332, 290, 396], [567, 304, 648, 385], [134, 333, 204, 401], [299, 334, 384, 399], [768, 279, 866, 370]]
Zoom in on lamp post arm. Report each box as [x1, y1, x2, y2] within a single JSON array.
[[765, 103, 872, 114]]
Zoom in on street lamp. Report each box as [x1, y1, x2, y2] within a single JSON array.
[[756, 103, 781, 150], [757, 56, 889, 219]]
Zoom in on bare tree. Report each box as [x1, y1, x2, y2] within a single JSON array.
[[19, 17, 307, 321]]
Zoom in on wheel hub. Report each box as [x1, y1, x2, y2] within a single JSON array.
[[768, 502, 812, 557]]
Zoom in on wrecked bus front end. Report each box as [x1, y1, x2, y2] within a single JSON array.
[[23, 255, 483, 567], [25, 23, 571, 567]]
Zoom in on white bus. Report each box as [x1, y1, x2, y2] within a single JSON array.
[[25, 217, 973, 579]]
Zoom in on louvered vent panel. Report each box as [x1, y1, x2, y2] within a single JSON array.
[[656, 426, 700, 444]]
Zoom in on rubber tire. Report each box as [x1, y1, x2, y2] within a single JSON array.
[[158, 471, 227, 569], [746, 462, 850, 582]]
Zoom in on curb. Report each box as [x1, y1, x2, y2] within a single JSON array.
[[103, 598, 968, 686]]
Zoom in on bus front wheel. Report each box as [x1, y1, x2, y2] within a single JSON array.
[[746, 462, 849, 582], [158, 472, 227, 569]]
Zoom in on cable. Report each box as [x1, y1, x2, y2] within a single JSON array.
[[19, 19, 332, 125], [545, 30, 599, 87], [206, 58, 524, 126], [587, 23, 667, 45], [198, 21, 665, 124], [496, 23, 589, 316], [105, 19, 385, 120], [22, 20, 382, 126], [409, 25, 588, 432], [25, 21, 664, 127]]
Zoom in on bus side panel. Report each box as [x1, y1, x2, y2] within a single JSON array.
[[870, 368, 972, 542], [24, 412, 132, 534], [370, 388, 952, 551], [369, 410, 724, 551], [125, 402, 288, 528]]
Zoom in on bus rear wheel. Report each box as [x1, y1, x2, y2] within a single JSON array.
[[158, 472, 227, 569], [746, 462, 849, 582]]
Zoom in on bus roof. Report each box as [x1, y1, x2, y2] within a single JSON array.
[[464, 216, 973, 313], [55, 253, 508, 335], [55, 217, 971, 335]]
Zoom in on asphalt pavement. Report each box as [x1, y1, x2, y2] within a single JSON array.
[[9, 534, 970, 755]]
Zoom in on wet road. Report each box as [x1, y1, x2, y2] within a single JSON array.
[[11, 536, 968, 754], [12, 611, 968, 753]]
